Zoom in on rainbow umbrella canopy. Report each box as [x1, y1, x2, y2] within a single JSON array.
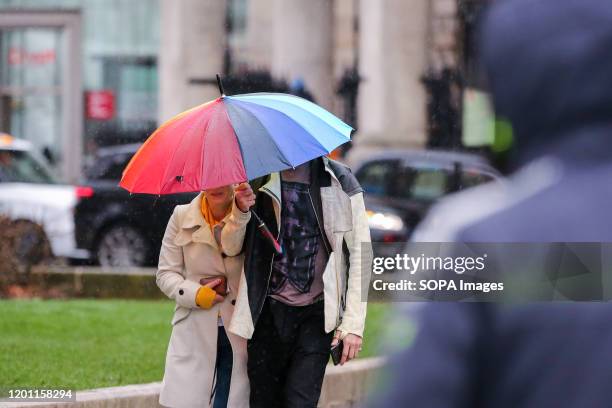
[[119, 77, 353, 194]]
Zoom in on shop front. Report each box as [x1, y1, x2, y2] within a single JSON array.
[[0, 0, 159, 183], [0, 10, 82, 181]]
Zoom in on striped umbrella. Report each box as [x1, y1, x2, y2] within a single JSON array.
[[119, 76, 352, 194], [120, 76, 353, 255]]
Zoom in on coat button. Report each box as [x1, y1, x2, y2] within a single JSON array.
[[179, 289, 184, 295], [231, 299, 236, 306]]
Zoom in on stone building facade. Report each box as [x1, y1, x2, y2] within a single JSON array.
[[159, 0, 476, 162]]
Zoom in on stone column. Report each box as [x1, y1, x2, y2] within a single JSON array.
[[332, 0, 359, 120], [333, 0, 358, 78], [159, 0, 226, 122], [271, 0, 334, 109], [246, 0, 274, 69], [349, 0, 429, 163]]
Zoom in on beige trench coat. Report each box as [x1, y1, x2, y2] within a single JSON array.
[[156, 192, 251, 408]]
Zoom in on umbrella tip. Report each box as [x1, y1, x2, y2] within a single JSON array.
[[216, 74, 225, 97]]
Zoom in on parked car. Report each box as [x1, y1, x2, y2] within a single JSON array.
[[75, 144, 196, 267], [77, 144, 500, 266], [0, 133, 88, 263], [354, 149, 502, 242]]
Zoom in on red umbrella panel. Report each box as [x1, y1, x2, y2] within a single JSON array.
[[120, 99, 248, 194]]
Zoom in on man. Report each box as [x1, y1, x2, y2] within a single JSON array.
[[228, 156, 372, 407], [375, 0, 612, 407]]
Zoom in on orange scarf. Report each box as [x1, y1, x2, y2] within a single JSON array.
[[200, 194, 231, 232]]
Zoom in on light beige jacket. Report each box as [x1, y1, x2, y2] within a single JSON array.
[[156, 192, 251, 408]]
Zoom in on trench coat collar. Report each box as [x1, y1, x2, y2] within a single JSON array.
[[177, 192, 230, 247]]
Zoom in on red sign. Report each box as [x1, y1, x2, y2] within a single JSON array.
[[8, 47, 56, 65], [86, 91, 115, 120]]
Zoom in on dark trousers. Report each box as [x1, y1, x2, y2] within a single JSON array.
[[247, 298, 333, 408], [213, 326, 232, 408]]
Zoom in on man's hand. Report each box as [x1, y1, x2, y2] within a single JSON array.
[[332, 331, 363, 365], [235, 182, 256, 213]]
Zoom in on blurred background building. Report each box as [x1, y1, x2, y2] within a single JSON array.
[[0, 0, 491, 183]]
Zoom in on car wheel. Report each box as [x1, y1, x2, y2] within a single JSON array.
[[95, 223, 150, 267]]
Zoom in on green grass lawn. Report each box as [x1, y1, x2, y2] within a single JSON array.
[[0, 299, 391, 392]]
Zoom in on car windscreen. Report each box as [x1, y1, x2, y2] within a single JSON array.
[[395, 166, 449, 201], [0, 150, 57, 184], [355, 160, 398, 196], [396, 165, 495, 202]]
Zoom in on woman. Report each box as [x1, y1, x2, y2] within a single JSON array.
[[156, 183, 255, 408]]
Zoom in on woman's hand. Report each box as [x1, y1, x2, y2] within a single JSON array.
[[235, 183, 256, 212], [195, 279, 225, 309]]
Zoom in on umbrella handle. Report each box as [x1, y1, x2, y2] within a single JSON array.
[[251, 210, 283, 256]]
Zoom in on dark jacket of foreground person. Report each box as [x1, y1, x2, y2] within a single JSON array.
[[376, 0, 612, 407]]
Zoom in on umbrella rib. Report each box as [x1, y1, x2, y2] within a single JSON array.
[[225, 101, 293, 176], [219, 104, 257, 180], [159, 103, 215, 193], [158, 127, 189, 193], [198, 104, 219, 189], [189, 105, 219, 191], [232, 93, 353, 137], [232, 97, 352, 148], [231, 99, 337, 166], [145, 99, 216, 192]]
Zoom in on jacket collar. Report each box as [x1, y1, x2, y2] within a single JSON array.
[[259, 172, 281, 202], [176, 192, 230, 247], [180, 192, 206, 229], [322, 156, 341, 184]]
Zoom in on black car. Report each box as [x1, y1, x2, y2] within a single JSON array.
[[75, 144, 196, 266], [76, 145, 499, 266], [354, 149, 501, 242]]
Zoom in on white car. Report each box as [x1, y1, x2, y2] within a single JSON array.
[[0, 133, 88, 260]]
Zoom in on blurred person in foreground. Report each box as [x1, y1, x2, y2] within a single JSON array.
[[156, 183, 255, 408], [375, 0, 612, 407]]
